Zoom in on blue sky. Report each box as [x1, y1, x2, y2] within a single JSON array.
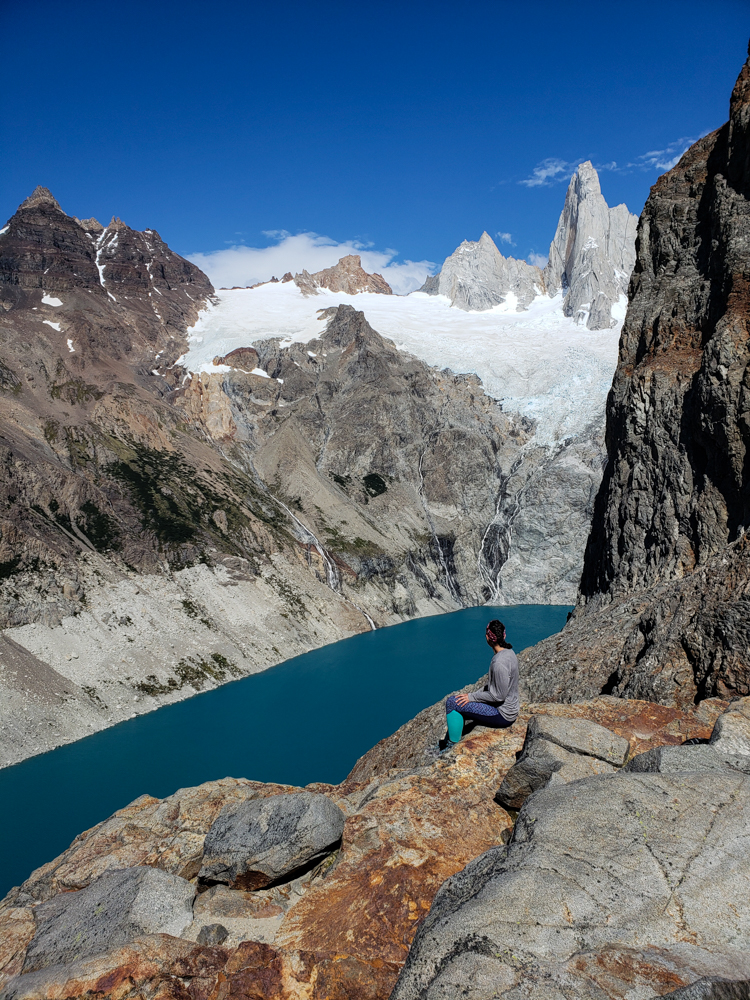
[[3, 1, 748, 288]]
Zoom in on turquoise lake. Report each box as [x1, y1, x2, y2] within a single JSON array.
[[0, 604, 570, 898]]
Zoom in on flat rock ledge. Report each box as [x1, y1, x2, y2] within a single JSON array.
[[2, 694, 748, 1000]]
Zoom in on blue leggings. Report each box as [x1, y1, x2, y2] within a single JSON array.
[[445, 694, 514, 729]]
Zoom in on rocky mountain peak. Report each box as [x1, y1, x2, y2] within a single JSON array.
[[419, 231, 544, 311], [421, 164, 636, 327], [0, 191, 214, 360], [293, 254, 392, 296], [107, 215, 132, 231], [571, 159, 602, 198], [18, 186, 63, 212], [543, 161, 638, 329]]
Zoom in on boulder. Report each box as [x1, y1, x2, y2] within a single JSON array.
[[392, 771, 750, 999], [212, 346, 260, 370], [494, 714, 625, 808], [199, 791, 345, 890], [22, 867, 195, 974], [495, 735, 615, 809], [196, 923, 229, 946], [710, 699, 750, 757], [524, 713, 630, 765], [625, 743, 750, 775]]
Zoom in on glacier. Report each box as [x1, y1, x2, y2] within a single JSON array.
[[179, 281, 624, 447]]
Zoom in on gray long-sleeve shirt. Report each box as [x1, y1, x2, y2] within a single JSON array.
[[469, 648, 520, 722]]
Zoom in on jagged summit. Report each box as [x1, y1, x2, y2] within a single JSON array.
[[420, 231, 544, 311], [544, 161, 638, 329], [18, 186, 63, 212], [77, 216, 104, 232], [293, 253, 392, 296], [0, 189, 214, 336], [422, 162, 637, 329]]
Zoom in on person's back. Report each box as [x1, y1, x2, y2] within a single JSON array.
[[440, 619, 519, 750], [486, 647, 519, 722]]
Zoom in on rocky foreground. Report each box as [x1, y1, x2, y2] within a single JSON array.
[[3, 688, 750, 999]]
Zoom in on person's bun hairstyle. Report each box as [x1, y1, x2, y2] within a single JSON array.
[[486, 619, 512, 649]]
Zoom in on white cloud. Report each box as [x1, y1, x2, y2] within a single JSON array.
[[518, 158, 574, 188], [188, 232, 435, 296], [631, 136, 704, 172], [517, 137, 709, 191], [496, 231, 515, 245], [527, 251, 548, 268]]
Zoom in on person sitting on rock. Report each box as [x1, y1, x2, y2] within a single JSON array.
[[439, 620, 519, 751]]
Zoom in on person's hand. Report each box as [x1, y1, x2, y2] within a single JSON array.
[[455, 693, 471, 708]]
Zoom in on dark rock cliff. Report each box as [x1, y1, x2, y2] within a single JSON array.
[[582, 53, 750, 601], [0, 187, 212, 359], [522, 44, 750, 706]]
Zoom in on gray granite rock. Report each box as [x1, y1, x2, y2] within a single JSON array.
[[421, 164, 636, 330], [710, 702, 750, 757], [393, 771, 750, 999], [495, 714, 623, 808], [662, 979, 750, 999], [495, 737, 571, 808], [495, 735, 615, 809], [625, 743, 750, 775], [419, 232, 543, 311], [22, 866, 195, 974], [543, 161, 638, 330], [524, 713, 630, 765], [199, 791, 345, 889], [196, 923, 229, 945]]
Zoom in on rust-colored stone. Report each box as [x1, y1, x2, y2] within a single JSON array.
[[223, 941, 284, 999], [309, 956, 400, 1000]]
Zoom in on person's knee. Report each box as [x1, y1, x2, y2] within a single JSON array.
[[445, 694, 457, 713]]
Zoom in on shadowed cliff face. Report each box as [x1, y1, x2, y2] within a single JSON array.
[[522, 45, 750, 707], [582, 125, 750, 600]]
